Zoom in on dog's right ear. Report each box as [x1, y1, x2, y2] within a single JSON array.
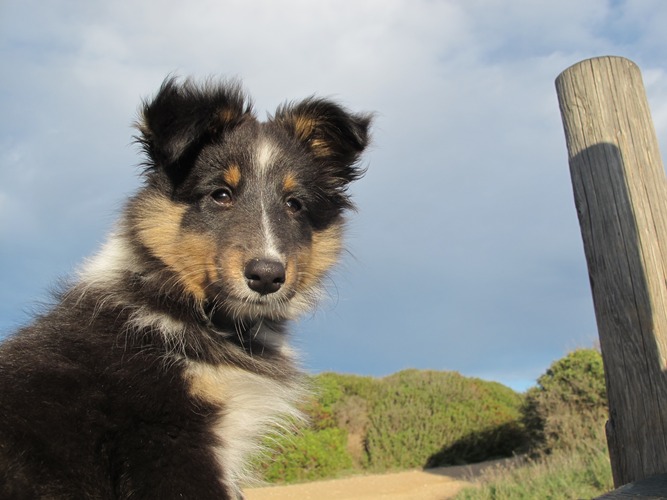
[[136, 77, 253, 178]]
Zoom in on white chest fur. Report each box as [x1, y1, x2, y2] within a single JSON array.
[[184, 362, 305, 490]]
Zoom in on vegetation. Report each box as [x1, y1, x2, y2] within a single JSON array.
[[256, 368, 526, 483], [455, 348, 613, 499], [253, 348, 613, 498], [364, 370, 525, 470], [522, 348, 607, 454], [455, 443, 611, 500], [259, 428, 352, 483]]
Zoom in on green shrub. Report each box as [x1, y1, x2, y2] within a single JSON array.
[[523, 348, 607, 454], [364, 370, 526, 470], [311, 372, 379, 467], [426, 421, 527, 467], [315, 372, 379, 403], [258, 427, 353, 483], [535, 348, 606, 406], [256, 369, 528, 483], [302, 374, 344, 431], [456, 349, 613, 499], [252, 375, 357, 484]]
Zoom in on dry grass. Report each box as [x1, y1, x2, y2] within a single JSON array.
[[455, 441, 613, 499]]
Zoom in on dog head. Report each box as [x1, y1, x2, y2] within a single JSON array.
[[130, 78, 371, 322]]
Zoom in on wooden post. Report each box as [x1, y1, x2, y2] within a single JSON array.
[[556, 56, 667, 487]]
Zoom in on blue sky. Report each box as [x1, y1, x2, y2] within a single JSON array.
[[2, 0, 667, 392]]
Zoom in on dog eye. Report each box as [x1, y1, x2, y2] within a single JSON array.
[[210, 188, 233, 206], [285, 197, 303, 214]]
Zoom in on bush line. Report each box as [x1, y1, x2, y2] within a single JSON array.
[[253, 348, 610, 496]]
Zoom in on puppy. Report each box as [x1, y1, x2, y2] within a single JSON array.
[[0, 78, 371, 499]]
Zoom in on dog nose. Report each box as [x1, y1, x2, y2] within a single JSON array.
[[244, 259, 286, 295]]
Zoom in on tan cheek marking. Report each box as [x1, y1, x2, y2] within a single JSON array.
[[134, 195, 216, 301], [223, 164, 242, 188], [297, 224, 344, 290], [133, 195, 185, 253], [284, 255, 299, 289], [221, 248, 247, 294], [171, 234, 218, 300]]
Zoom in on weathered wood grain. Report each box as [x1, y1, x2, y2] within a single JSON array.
[[556, 56, 667, 487], [595, 473, 667, 499]]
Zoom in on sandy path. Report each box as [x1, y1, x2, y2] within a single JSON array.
[[244, 459, 514, 500]]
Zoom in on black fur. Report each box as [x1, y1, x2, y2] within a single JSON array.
[[137, 78, 253, 186], [0, 78, 371, 499], [0, 291, 224, 499]]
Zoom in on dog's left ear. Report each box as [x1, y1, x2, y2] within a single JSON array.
[[273, 98, 372, 184]]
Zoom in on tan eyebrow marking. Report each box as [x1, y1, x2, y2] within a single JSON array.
[[283, 172, 298, 192], [223, 164, 242, 188]]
